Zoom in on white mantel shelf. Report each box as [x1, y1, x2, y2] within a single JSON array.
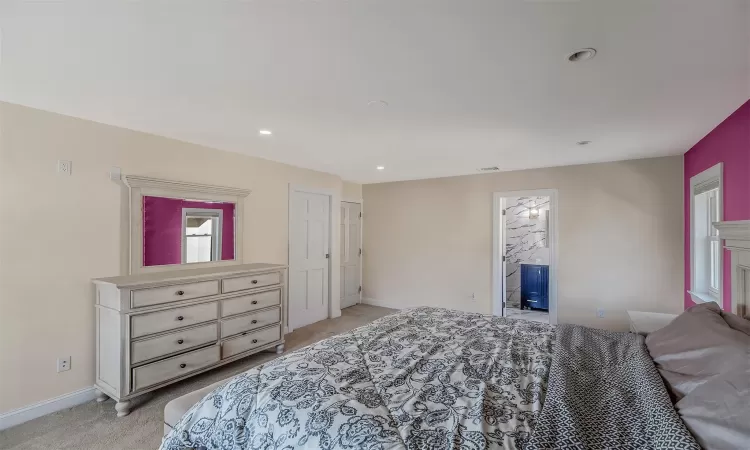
[[714, 220, 750, 244]]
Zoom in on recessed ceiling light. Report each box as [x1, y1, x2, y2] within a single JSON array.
[[376, 166, 385, 170], [367, 100, 389, 108], [259, 129, 272, 136], [576, 140, 592, 146], [567, 48, 596, 62]]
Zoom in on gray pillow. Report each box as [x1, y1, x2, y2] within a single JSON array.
[[645, 301, 750, 401], [676, 365, 750, 450], [646, 302, 750, 450], [721, 310, 750, 336]]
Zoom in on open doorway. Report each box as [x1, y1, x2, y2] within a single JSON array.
[[492, 190, 558, 325]]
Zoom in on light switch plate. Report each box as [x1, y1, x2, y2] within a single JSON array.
[[109, 166, 121, 181]]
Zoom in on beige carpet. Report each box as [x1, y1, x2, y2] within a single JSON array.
[[0, 304, 396, 450]]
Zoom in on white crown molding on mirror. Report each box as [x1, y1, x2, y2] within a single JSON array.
[[122, 175, 251, 275]]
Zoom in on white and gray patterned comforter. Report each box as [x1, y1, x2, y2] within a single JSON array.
[[160, 307, 556, 450]]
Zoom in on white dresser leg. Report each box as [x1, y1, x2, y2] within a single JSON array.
[[95, 388, 108, 403], [115, 400, 131, 417], [275, 343, 285, 354]]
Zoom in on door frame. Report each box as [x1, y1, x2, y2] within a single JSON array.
[[492, 189, 558, 325], [341, 200, 364, 307], [287, 184, 340, 332]]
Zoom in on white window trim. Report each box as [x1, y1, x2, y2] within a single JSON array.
[[181, 208, 224, 264], [688, 162, 723, 306]]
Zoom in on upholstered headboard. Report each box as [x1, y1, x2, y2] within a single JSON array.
[[714, 220, 750, 319]]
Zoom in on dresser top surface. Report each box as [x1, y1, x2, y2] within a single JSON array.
[[93, 263, 286, 288]]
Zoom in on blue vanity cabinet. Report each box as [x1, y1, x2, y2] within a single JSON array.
[[520, 264, 549, 311]]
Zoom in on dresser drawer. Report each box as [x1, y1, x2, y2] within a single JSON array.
[[222, 272, 281, 293], [221, 307, 280, 338], [131, 323, 218, 365], [131, 345, 219, 392], [221, 289, 281, 317], [131, 280, 220, 308], [131, 302, 218, 338], [221, 325, 282, 359]]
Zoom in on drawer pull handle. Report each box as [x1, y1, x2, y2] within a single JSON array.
[[251, 280, 259, 284], [177, 316, 184, 321], [252, 339, 258, 344], [177, 339, 184, 344], [176, 290, 185, 296], [251, 300, 258, 305], [251, 320, 258, 324], [179, 363, 186, 369]]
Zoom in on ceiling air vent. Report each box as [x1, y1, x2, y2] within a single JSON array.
[[479, 166, 500, 172]]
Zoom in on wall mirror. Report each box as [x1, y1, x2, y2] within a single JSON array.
[[124, 176, 251, 274]]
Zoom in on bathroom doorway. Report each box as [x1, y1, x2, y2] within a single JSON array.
[[492, 190, 558, 325]]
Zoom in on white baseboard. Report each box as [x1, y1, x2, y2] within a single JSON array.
[[361, 297, 404, 310], [0, 386, 96, 430]]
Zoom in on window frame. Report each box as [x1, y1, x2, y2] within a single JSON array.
[[688, 163, 723, 306], [181, 208, 224, 264]]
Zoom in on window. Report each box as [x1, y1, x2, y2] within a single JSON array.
[[689, 163, 722, 305], [182, 208, 223, 264]]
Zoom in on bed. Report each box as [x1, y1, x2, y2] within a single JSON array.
[[159, 306, 721, 450]]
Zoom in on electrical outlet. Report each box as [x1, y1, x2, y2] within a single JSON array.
[[596, 308, 605, 318], [57, 356, 71, 372], [57, 160, 72, 176]]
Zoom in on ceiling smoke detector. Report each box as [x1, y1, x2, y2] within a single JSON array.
[[478, 166, 500, 172], [567, 48, 597, 62]]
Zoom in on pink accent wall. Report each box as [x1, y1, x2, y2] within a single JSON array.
[[684, 99, 750, 310], [143, 196, 236, 266]]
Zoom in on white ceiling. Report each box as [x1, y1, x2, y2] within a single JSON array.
[[1, 1, 748, 183]]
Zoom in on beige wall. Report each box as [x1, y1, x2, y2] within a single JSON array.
[[362, 156, 684, 331], [0, 102, 360, 414], [342, 181, 362, 202]]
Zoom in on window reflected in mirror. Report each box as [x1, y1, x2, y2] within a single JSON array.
[[183, 209, 222, 263], [143, 196, 235, 267]]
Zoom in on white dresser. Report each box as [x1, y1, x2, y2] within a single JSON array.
[[93, 263, 287, 416]]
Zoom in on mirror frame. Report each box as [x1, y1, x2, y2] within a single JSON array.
[[123, 175, 251, 275]]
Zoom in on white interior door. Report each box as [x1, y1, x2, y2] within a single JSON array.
[[340, 202, 361, 309], [289, 190, 330, 329]]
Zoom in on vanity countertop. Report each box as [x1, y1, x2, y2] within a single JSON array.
[[93, 263, 287, 288]]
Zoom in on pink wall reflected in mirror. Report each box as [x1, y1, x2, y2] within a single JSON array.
[[143, 196, 235, 266]]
